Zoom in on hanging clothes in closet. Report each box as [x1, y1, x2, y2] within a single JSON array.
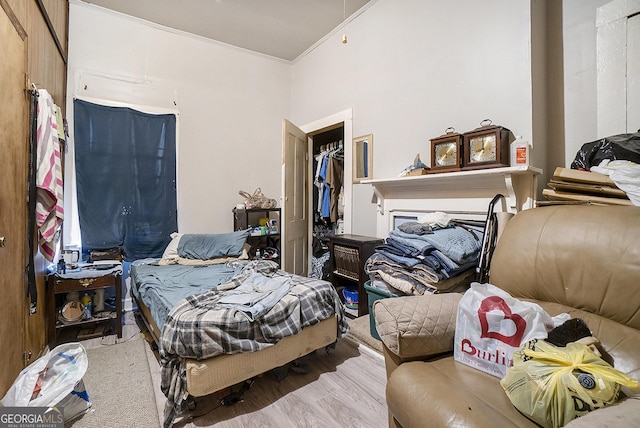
[[314, 141, 343, 225], [310, 136, 343, 280]]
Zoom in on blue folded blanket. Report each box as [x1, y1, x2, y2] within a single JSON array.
[[389, 225, 483, 265]]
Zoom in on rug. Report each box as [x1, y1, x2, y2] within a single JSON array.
[[347, 315, 383, 353], [68, 338, 160, 428]]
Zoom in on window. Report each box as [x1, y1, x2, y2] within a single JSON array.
[[73, 99, 177, 260]]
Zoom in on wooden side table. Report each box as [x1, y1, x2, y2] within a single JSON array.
[[328, 234, 383, 318], [47, 272, 123, 347]]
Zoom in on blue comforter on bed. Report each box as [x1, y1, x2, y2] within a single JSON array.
[[130, 261, 243, 329]]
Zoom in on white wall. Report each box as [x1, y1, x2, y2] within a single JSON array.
[[563, 0, 612, 165], [65, 1, 291, 244], [291, 0, 534, 237], [66, 0, 615, 244]]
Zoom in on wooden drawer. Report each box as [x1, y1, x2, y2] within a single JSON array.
[[52, 274, 117, 293]]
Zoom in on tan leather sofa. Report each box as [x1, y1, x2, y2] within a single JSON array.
[[373, 205, 640, 427]]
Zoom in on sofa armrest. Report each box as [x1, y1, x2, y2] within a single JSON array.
[[373, 292, 462, 360], [564, 396, 640, 427]]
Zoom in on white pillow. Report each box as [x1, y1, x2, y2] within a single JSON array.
[[162, 232, 183, 260]]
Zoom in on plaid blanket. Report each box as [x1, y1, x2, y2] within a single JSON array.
[[160, 260, 349, 427]]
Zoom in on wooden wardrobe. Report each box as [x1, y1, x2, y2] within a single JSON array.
[[0, 0, 68, 397]]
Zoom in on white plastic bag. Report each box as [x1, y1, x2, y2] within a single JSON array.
[[0, 342, 90, 421], [454, 282, 569, 378]]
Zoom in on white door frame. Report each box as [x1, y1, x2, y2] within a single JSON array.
[[596, 0, 640, 136]]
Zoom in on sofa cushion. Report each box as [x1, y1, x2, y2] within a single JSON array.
[[490, 205, 640, 331], [564, 396, 640, 427], [373, 293, 462, 359], [387, 357, 539, 428]]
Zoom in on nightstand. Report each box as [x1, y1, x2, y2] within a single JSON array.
[[328, 234, 383, 318], [47, 271, 123, 346]]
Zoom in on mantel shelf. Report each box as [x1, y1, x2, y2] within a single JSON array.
[[361, 165, 542, 214]]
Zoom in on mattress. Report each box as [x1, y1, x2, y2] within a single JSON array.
[[130, 259, 349, 427], [130, 260, 242, 330]]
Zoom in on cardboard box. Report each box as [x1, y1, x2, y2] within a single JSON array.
[[552, 167, 616, 187], [542, 188, 632, 206], [543, 167, 630, 206]]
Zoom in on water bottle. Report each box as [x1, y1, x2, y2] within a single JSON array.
[[81, 293, 92, 320], [510, 136, 531, 167]]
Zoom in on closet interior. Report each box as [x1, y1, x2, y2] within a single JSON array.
[[310, 125, 345, 280]]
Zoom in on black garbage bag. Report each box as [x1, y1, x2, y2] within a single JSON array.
[[571, 132, 640, 170]]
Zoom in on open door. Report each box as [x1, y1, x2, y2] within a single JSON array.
[[597, 0, 640, 135], [0, 4, 29, 395], [281, 119, 309, 275]]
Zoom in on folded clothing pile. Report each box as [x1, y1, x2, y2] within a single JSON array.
[[365, 212, 483, 296]]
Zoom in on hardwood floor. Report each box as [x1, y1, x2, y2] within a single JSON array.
[[82, 311, 389, 427], [145, 336, 388, 428]]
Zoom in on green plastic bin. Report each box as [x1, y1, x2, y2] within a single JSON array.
[[364, 281, 398, 340]]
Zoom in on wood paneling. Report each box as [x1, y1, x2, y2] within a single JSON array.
[[27, 0, 68, 109], [0, 2, 68, 392], [0, 0, 29, 396], [5, 0, 26, 24], [23, 0, 69, 365], [42, 0, 68, 57]]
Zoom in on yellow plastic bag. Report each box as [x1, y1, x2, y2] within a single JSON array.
[[500, 340, 639, 428]]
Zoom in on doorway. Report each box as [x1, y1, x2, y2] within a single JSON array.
[[281, 109, 353, 275], [596, 0, 640, 135], [308, 125, 345, 281]]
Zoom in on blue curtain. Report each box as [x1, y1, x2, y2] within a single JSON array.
[[74, 99, 177, 261]]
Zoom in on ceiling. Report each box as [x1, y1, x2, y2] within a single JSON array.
[[84, 0, 373, 61]]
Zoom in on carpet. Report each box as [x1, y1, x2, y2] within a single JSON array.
[[68, 338, 160, 428], [347, 315, 383, 353]]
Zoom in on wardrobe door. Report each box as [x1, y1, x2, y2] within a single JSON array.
[[0, 3, 29, 395]]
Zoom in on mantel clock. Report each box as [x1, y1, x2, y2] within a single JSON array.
[[430, 127, 462, 173], [462, 119, 512, 170]]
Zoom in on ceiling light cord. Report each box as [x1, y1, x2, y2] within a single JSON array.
[[342, 0, 348, 44]]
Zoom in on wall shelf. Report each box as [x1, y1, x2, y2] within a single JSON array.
[[361, 166, 542, 237]]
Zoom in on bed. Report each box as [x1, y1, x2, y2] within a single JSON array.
[[129, 230, 349, 427]]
